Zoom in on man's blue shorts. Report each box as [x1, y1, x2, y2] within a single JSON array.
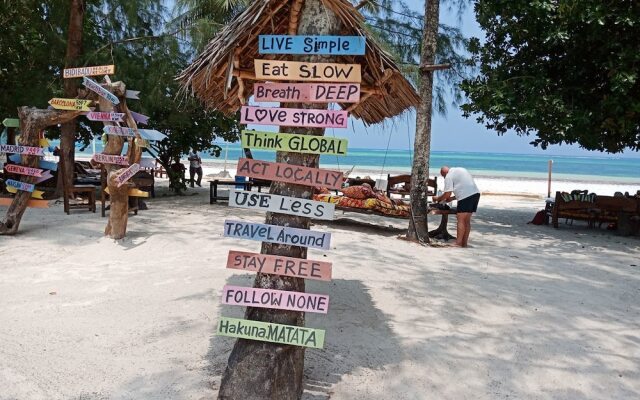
[[457, 193, 480, 213]]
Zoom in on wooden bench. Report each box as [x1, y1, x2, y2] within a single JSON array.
[[209, 179, 251, 204], [387, 174, 437, 198]]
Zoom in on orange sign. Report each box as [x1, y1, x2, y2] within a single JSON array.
[[254, 59, 361, 83], [236, 158, 343, 190], [226, 250, 332, 281]]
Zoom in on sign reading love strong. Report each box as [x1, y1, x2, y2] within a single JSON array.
[[240, 106, 347, 129]]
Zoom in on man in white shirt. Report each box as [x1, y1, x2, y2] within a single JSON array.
[[187, 148, 203, 187], [432, 166, 480, 247]]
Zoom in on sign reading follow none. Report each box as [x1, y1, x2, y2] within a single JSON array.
[[259, 35, 366, 55]]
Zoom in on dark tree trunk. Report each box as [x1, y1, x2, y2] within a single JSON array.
[[407, 0, 440, 243], [217, 1, 339, 399]]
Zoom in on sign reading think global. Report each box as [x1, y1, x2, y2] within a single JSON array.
[[255, 59, 361, 83], [241, 130, 348, 156], [259, 35, 366, 55]]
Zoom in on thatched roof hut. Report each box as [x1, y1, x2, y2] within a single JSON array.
[[177, 0, 420, 125]]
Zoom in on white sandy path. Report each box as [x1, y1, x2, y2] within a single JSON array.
[[0, 184, 639, 399]]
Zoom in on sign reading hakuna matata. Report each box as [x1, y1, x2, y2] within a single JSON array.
[[216, 316, 325, 349]]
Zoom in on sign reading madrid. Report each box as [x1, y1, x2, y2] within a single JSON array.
[[0, 144, 45, 156]]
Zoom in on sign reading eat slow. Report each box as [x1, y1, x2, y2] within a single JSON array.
[[254, 83, 360, 103], [259, 35, 366, 55], [229, 189, 335, 220], [240, 106, 347, 129], [226, 250, 332, 281], [92, 153, 129, 166], [217, 316, 325, 349], [223, 220, 331, 250], [241, 130, 348, 156], [63, 64, 115, 78], [115, 163, 140, 187], [83, 76, 120, 105], [236, 158, 343, 190], [0, 144, 45, 156], [222, 285, 329, 314], [255, 59, 361, 83], [48, 98, 92, 111]]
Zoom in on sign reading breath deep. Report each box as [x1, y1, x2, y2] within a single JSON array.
[[241, 106, 347, 129], [83, 76, 120, 105], [63, 64, 115, 78], [254, 83, 360, 103], [223, 220, 331, 250], [115, 163, 140, 187], [241, 130, 348, 156], [226, 250, 332, 281], [48, 98, 93, 111], [86, 112, 124, 122], [255, 59, 361, 83], [237, 158, 343, 190], [229, 189, 335, 220], [222, 285, 329, 314], [259, 35, 366, 55], [217, 316, 325, 349], [92, 153, 129, 166], [0, 144, 45, 156]]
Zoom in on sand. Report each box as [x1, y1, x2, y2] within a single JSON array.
[[1, 180, 639, 399]]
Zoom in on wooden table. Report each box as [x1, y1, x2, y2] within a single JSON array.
[[64, 184, 97, 214], [428, 208, 457, 241], [209, 180, 251, 204]]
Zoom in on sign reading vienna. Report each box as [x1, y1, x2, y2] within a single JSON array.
[[86, 112, 124, 122], [254, 83, 360, 103], [226, 251, 332, 281], [63, 64, 115, 78], [236, 158, 343, 190], [240, 106, 347, 129], [259, 35, 365, 55], [241, 130, 348, 156], [229, 189, 335, 220], [255, 59, 361, 83], [223, 220, 331, 250]]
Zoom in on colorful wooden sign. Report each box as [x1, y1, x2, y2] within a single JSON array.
[[255, 59, 361, 83], [115, 163, 140, 187], [83, 76, 120, 105], [5, 179, 35, 193], [259, 35, 366, 55], [48, 98, 93, 111], [240, 106, 347, 129], [222, 285, 329, 314], [125, 90, 140, 100], [92, 153, 129, 166], [86, 112, 124, 122], [254, 83, 360, 103], [229, 189, 335, 220], [6, 185, 44, 199], [217, 316, 325, 349], [103, 126, 135, 137], [8, 155, 57, 171], [237, 158, 343, 190], [0, 144, 45, 156], [5, 164, 47, 177], [130, 111, 149, 125], [227, 250, 332, 281], [2, 118, 19, 128], [63, 64, 115, 78], [0, 198, 48, 208], [241, 130, 348, 156], [223, 220, 331, 250]]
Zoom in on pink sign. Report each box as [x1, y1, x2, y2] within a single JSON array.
[[115, 163, 140, 187], [240, 106, 347, 128], [221, 285, 329, 314], [227, 250, 332, 281], [254, 83, 361, 103], [5, 164, 45, 177], [0, 144, 45, 157], [86, 112, 124, 122], [130, 111, 149, 125], [237, 158, 343, 190], [92, 153, 129, 166]]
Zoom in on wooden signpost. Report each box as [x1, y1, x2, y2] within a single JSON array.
[[241, 130, 348, 156], [223, 220, 331, 250], [63, 64, 115, 78], [226, 251, 332, 281], [241, 106, 348, 128], [222, 285, 329, 314], [259, 35, 366, 55], [254, 59, 361, 82], [254, 83, 360, 103], [92, 153, 129, 166], [237, 158, 344, 190], [5, 179, 35, 193], [48, 98, 93, 111], [216, 317, 325, 349], [6, 186, 45, 199], [229, 189, 335, 220], [0, 144, 45, 156], [1, 118, 20, 128], [8, 155, 57, 171], [83, 77, 120, 105], [115, 163, 140, 187], [86, 112, 124, 122]]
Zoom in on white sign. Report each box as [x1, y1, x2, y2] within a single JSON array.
[[82, 76, 120, 105], [229, 189, 334, 220]]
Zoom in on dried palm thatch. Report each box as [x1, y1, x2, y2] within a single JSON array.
[[177, 0, 419, 124]]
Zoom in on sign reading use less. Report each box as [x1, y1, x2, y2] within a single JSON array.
[[229, 189, 335, 220], [259, 35, 365, 55]]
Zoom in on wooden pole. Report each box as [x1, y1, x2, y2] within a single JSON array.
[[547, 159, 553, 198]]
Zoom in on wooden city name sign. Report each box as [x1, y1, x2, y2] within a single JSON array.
[[115, 163, 140, 187], [0, 144, 45, 156], [223, 220, 331, 250], [259, 35, 366, 55], [86, 112, 125, 122], [241, 130, 348, 156], [63, 64, 115, 78], [254, 83, 360, 103], [226, 250, 332, 281], [229, 189, 335, 220], [92, 153, 129, 166], [83, 76, 120, 105], [241, 106, 348, 129], [222, 285, 329, 314], [237, 158, 343, 190], [4, 164, 46, 177], [255, 59, 361, 83], [48, 98, 93, 111], [5, 179, 35, 193], [217, 317, 325, 349]]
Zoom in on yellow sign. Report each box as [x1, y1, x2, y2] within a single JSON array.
[[241, 130, 348, 156], [63, 65, 115, 78], [6, 186, 45, 199], [254, 59, 361, 83], [48, 98, 93, 111]]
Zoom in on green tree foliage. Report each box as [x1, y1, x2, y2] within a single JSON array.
[[461, 0, 640, 153]]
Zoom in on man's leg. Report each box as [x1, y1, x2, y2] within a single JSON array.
[[462, 214, 472, 247], [189, 167, 195, 187], [196, 167, 203, 186], [456, 212, 471, 247]]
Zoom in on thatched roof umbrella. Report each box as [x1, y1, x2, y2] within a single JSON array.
[[177, 0, 419, 123]]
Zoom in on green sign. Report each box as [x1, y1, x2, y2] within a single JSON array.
[[216, 316, 325, 349], [2, 118, 19, 128], [241, 130, 348, 156]]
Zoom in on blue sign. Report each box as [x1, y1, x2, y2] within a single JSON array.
[[259, 35, 366, 55], [8, 154, 58, 171]]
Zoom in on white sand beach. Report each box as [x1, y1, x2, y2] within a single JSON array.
[[1, 177, 639, 400]]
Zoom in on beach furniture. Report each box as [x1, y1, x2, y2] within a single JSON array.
[[387, 174, 438, 199], [209, 179, 252, 204], [64, 184, 97, 214]]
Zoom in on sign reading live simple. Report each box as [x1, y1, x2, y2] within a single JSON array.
[[222, 285, 329, 314], [48, 98, 92, 111], [115, 163, 140, 187], [86, 112, 124, 122], [226, 250, 332, 281], [229, 189, 335, 220], [241, 130, 348, 156], [5, 179, 35, 193], [259, 35, 366, 55], [255, 59, 361, 83], [83, 76, 120, 105], [254, 83, 360, 103], [0, 144, 45, 156], [240, 106, 347, 129], [223, 220, 331, 250], [63, 64, 115, 78], [92, 153, 129, 166], [237, 158, 343, 190], [217, 316, 325, 349]]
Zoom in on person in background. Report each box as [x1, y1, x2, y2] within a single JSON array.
[[187, 148, 203, 187], [432, 165, 480, 247]]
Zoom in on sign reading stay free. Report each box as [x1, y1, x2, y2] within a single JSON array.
[[241, 130, 347, 156], [259, 35, 365, 55]]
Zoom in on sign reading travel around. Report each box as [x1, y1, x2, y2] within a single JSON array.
[[229, 189, 335, 220], [255, 59, 361, 83], [226, 251, 332, 281], [223, 220, 331, 250], [63, 64, 115, 78], [240, 106, 347, 129], [254, 83, 360, 103], [5, 179, 35, 193], [48, 98, 93, 111], [4, 164, 46, 177], [0, 144, 45, 156], [259, 35, 366, 55], [241, 130, 348, 156], [217, 317, 325, 349], [237, 158, 343, 190], [222, 285, 329, 314], [92, 153, 129, 166], [2, 118, 20, 128], [86, 112, 124, 122], [8, 155, 58, 171], [83, 76, 120, 105], [115, 163, 140, 187]]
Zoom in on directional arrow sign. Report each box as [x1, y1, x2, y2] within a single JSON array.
[[83, 76, 120, 105], [0, 144, 45, 156], [8, 155, 58, 171], [130, 111, 149, 125], [5, 179, 35, 193], [92, 153, 129, 166], [2, 118, 19, 128], [125, 90, 140, 99], [86, 112, 124, 122], [6, 185, 44, 199], [115, 163, 140, 187], [48, 98, 93, 111], [5, 164, 45, 177], [63, 64, 115, 78]]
